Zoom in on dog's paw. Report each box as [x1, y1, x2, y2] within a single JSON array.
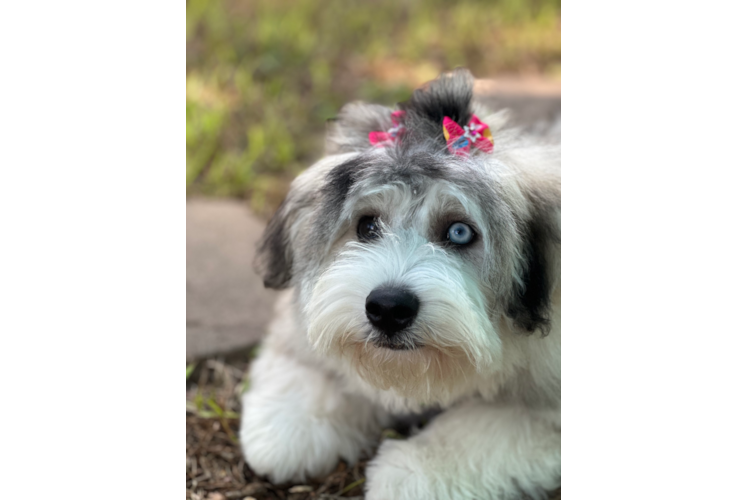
[[365, 439, 444, 500], [366, 437, 558, 500], [239, 351, 385, 484], [240, 402, 359, 483]]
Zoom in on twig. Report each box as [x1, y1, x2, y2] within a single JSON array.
[[338, 478, 365, 495]]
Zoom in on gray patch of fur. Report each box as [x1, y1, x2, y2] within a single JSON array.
[[325, 102, 394, 155]]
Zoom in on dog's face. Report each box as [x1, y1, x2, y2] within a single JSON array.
[[254, 70, 560, 404]]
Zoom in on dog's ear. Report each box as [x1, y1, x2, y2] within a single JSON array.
[[506, 185, 561, 335], [254, 179, 318, 289], [253, 197, 295, 289], [326, 102, 395, 154]]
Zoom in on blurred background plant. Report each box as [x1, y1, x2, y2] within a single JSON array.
[[186, 0, 561, 215]]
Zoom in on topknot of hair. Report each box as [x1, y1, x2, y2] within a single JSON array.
[[399, 68, 475, 149]]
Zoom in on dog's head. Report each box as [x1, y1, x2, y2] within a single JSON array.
[[254, 69, 560, 404]]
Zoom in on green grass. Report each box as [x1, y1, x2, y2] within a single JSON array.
[[187, 0, 561, 214]]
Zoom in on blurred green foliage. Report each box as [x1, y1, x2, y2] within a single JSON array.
[[187, 0, 560, 213]]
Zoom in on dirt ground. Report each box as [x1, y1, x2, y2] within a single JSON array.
[[186, 353, 561, 500], [187, 354, 375, 499]]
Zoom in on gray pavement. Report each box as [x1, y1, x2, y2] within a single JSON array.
[[187, 199, 278, 360], [186, 83, 560, 360], [475, 77, 560, 126]]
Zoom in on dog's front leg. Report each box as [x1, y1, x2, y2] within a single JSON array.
[[366, 400, 560, 500], [239, 344, 388, 483]]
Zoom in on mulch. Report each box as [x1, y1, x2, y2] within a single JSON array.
[[186, 352, 560, 500], [187, 354, 369, 500], [186, 414, 369, 500]]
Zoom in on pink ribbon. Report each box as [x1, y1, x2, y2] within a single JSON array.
[[368, 110, 406, 147], [442, 115, 494, 156]]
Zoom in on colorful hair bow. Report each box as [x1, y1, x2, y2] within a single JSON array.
[[442, 115, 494, 156], [369, 110, 406, 147]]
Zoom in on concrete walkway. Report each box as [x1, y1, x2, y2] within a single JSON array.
[[187, 81, 560, 360], [187, 199, 279, 360]]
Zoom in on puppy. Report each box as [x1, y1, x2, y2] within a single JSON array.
[[240, 69, 561, 500]]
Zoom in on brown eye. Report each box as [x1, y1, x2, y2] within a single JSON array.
[[357, 216, 380, 241]]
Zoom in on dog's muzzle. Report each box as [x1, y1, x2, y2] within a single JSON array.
[[365, 287, 419, 339]]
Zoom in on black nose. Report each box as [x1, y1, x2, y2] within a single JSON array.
[[365, 287, 420, 335]]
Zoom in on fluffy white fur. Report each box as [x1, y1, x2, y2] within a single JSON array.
[[366, 402, 560, 500], [240, 71, 561, 499], [240, 292, 390, 483], [307, 228, 500, 404]]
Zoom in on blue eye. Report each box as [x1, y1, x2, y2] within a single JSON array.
[[447, 222, 474, 245]]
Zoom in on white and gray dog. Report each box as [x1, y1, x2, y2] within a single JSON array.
[[240, 69, 561, 499]]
